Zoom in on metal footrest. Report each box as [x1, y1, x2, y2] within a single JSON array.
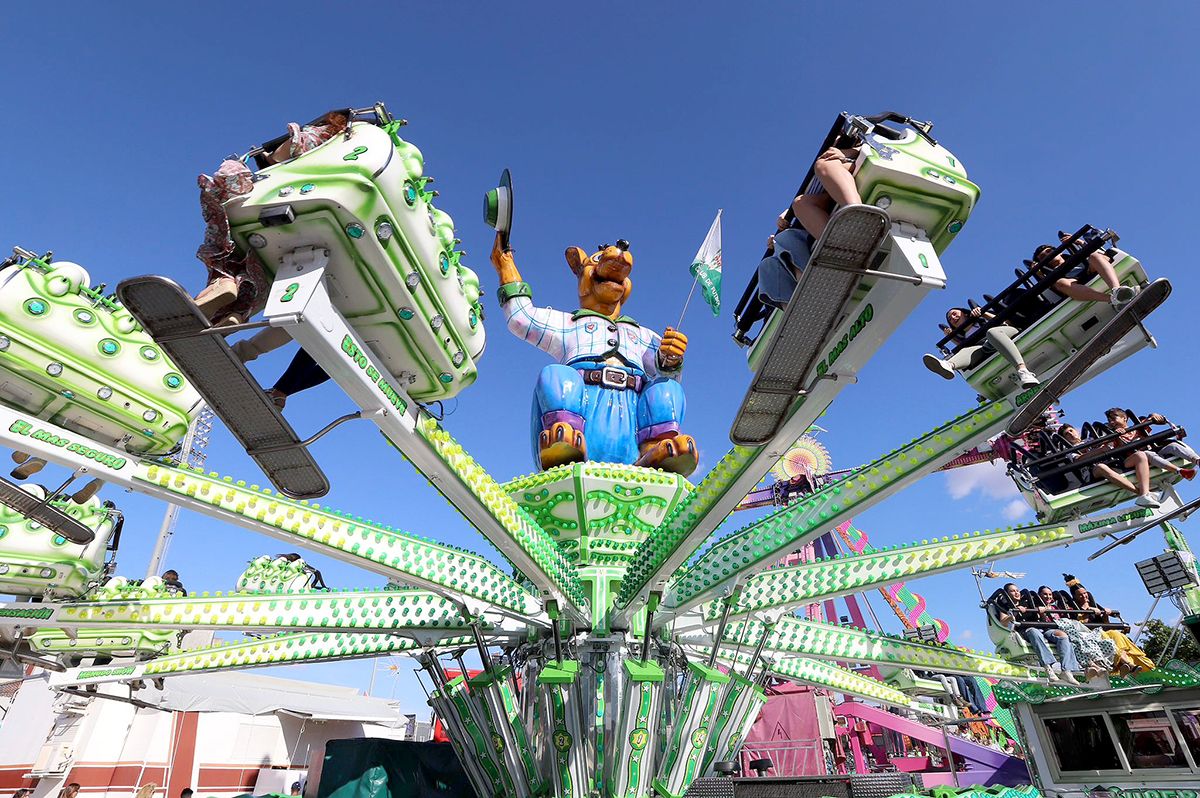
[[0, 477, 94, 544], [1006, 277, 1171, 435], [732, 205, 890, 446], [117, 276, 330, 499]]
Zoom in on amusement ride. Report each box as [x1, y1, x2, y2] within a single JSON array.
[[0, 106, 1197, 798]]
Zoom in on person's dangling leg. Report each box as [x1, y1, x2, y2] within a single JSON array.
[[1050, 630, 1080, 672], [1022, 628, 1059, 668], [1160, 440, 1200, 466], [269, 349, 331, 408], [1092, 463, 1138, 495], [232, 327, 292, 363]]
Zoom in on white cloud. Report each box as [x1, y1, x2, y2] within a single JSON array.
[[1002, 499, 1032, 521], [959, 628, 974, 641], [945, 461, 1020, 501]]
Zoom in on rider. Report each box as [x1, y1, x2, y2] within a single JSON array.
[[788, 143, 864, 240], [922, 306, 1039, 388], [1067, 583, 1154, 675], [1059, 423, 1166, 508], [1031, 231, 1136, 307], [1104, 408, 1200, 471], [994, 582, 1080, 684]]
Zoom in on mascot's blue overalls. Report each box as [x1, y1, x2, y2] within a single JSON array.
[[500, 291, 686, 466]]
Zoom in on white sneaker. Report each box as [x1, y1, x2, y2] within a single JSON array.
[[922, 354, 956, 380], [1110, 285, 1138, 307], [1047, 664, 1061, 682], [1015, 368, 1040, 389], [1135, 493, 1162, 508]]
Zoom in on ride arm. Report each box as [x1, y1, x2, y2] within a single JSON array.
[[660, 397, 1017, 620], [683, 615, 1043, 681], [677, 506, 1168, 627], [695, 646, 919, 711], [3, 589, 528, 641], [47, 631, 476, 689]]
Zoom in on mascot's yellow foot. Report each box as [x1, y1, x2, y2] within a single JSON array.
[[539, 422, 587, 470], [636, 434, 698, 477]]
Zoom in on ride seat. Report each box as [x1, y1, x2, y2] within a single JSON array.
[[0, 254, 201, 454], [982, 588, 1038, 662], [225, 110, 485, 402], [733, 112, 977, 349], [957, 245, 1148, 400], [0, 484, 118, 599]]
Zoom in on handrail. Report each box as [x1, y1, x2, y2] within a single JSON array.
[[1022, 419, 1158, 469], [935, 225, 1112, 353], [1030, 426, 1184, 483]]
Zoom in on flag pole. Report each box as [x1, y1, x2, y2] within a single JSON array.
[[676, 209, 722, 329], [675, 278, 699, 330]]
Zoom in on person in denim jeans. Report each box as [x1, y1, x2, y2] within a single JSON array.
[[996, 583, 1080, 684], [755, 227, 813, 310]]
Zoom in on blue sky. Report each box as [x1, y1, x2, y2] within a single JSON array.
[[3, 3, 1199, 711]]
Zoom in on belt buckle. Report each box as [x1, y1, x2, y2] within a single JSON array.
[[599, 367, 627, 389]]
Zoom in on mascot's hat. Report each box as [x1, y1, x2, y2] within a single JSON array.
[[483, 169, 514, 240]]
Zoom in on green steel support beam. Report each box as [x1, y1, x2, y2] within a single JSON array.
[[1, 589, 526, 640], [683, 615, 1044, 681], [681, 505, 1166, 628], [661, 397, 1019, 620], [694, 646, 922, 712], [48, 631, 474, 688]]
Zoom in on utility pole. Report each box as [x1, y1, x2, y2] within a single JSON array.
[[144, 406, 214, 579]]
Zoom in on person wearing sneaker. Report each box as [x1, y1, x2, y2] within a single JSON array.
[[995, 583, 1080, 684], [10, 452, 102, 503], [1102, 410, 1195, 488], [923, 306, 1039, 389], [1104, 408, 1200, 475], [1032, 238, 1137, 307], [1059, 424, 1164, 508]]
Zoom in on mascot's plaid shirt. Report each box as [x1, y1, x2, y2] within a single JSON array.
[[502, 295, 679, 379]]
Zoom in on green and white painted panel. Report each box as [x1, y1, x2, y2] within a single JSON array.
[[227, 122, 484, 401], [608, 660, 663, 798], [0, 486, 116, 598], [505, 462, 692, 567], [667, 398, 1017, 613], [697, 616, 1042, 681], [653, 661, 729, 798], [0, 253, 199, 454], [699, 674, 766, 776], [538, 660, 589, 798]]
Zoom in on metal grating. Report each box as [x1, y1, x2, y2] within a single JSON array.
[[0, 477, 94, 544], [732, 206, 890, 446], [117, 276, 329, 499]]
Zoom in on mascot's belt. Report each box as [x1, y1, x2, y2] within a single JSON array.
[[579, 366, 645, 392]]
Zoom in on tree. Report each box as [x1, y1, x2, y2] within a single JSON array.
[[1139, 619, 1200, 665]]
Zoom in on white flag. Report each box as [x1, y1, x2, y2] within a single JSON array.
[[688, 211, 723, 316]]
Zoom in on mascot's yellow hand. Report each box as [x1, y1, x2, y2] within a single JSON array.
[[490, 232, 515, 273], [660, 327, 688, 364]]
